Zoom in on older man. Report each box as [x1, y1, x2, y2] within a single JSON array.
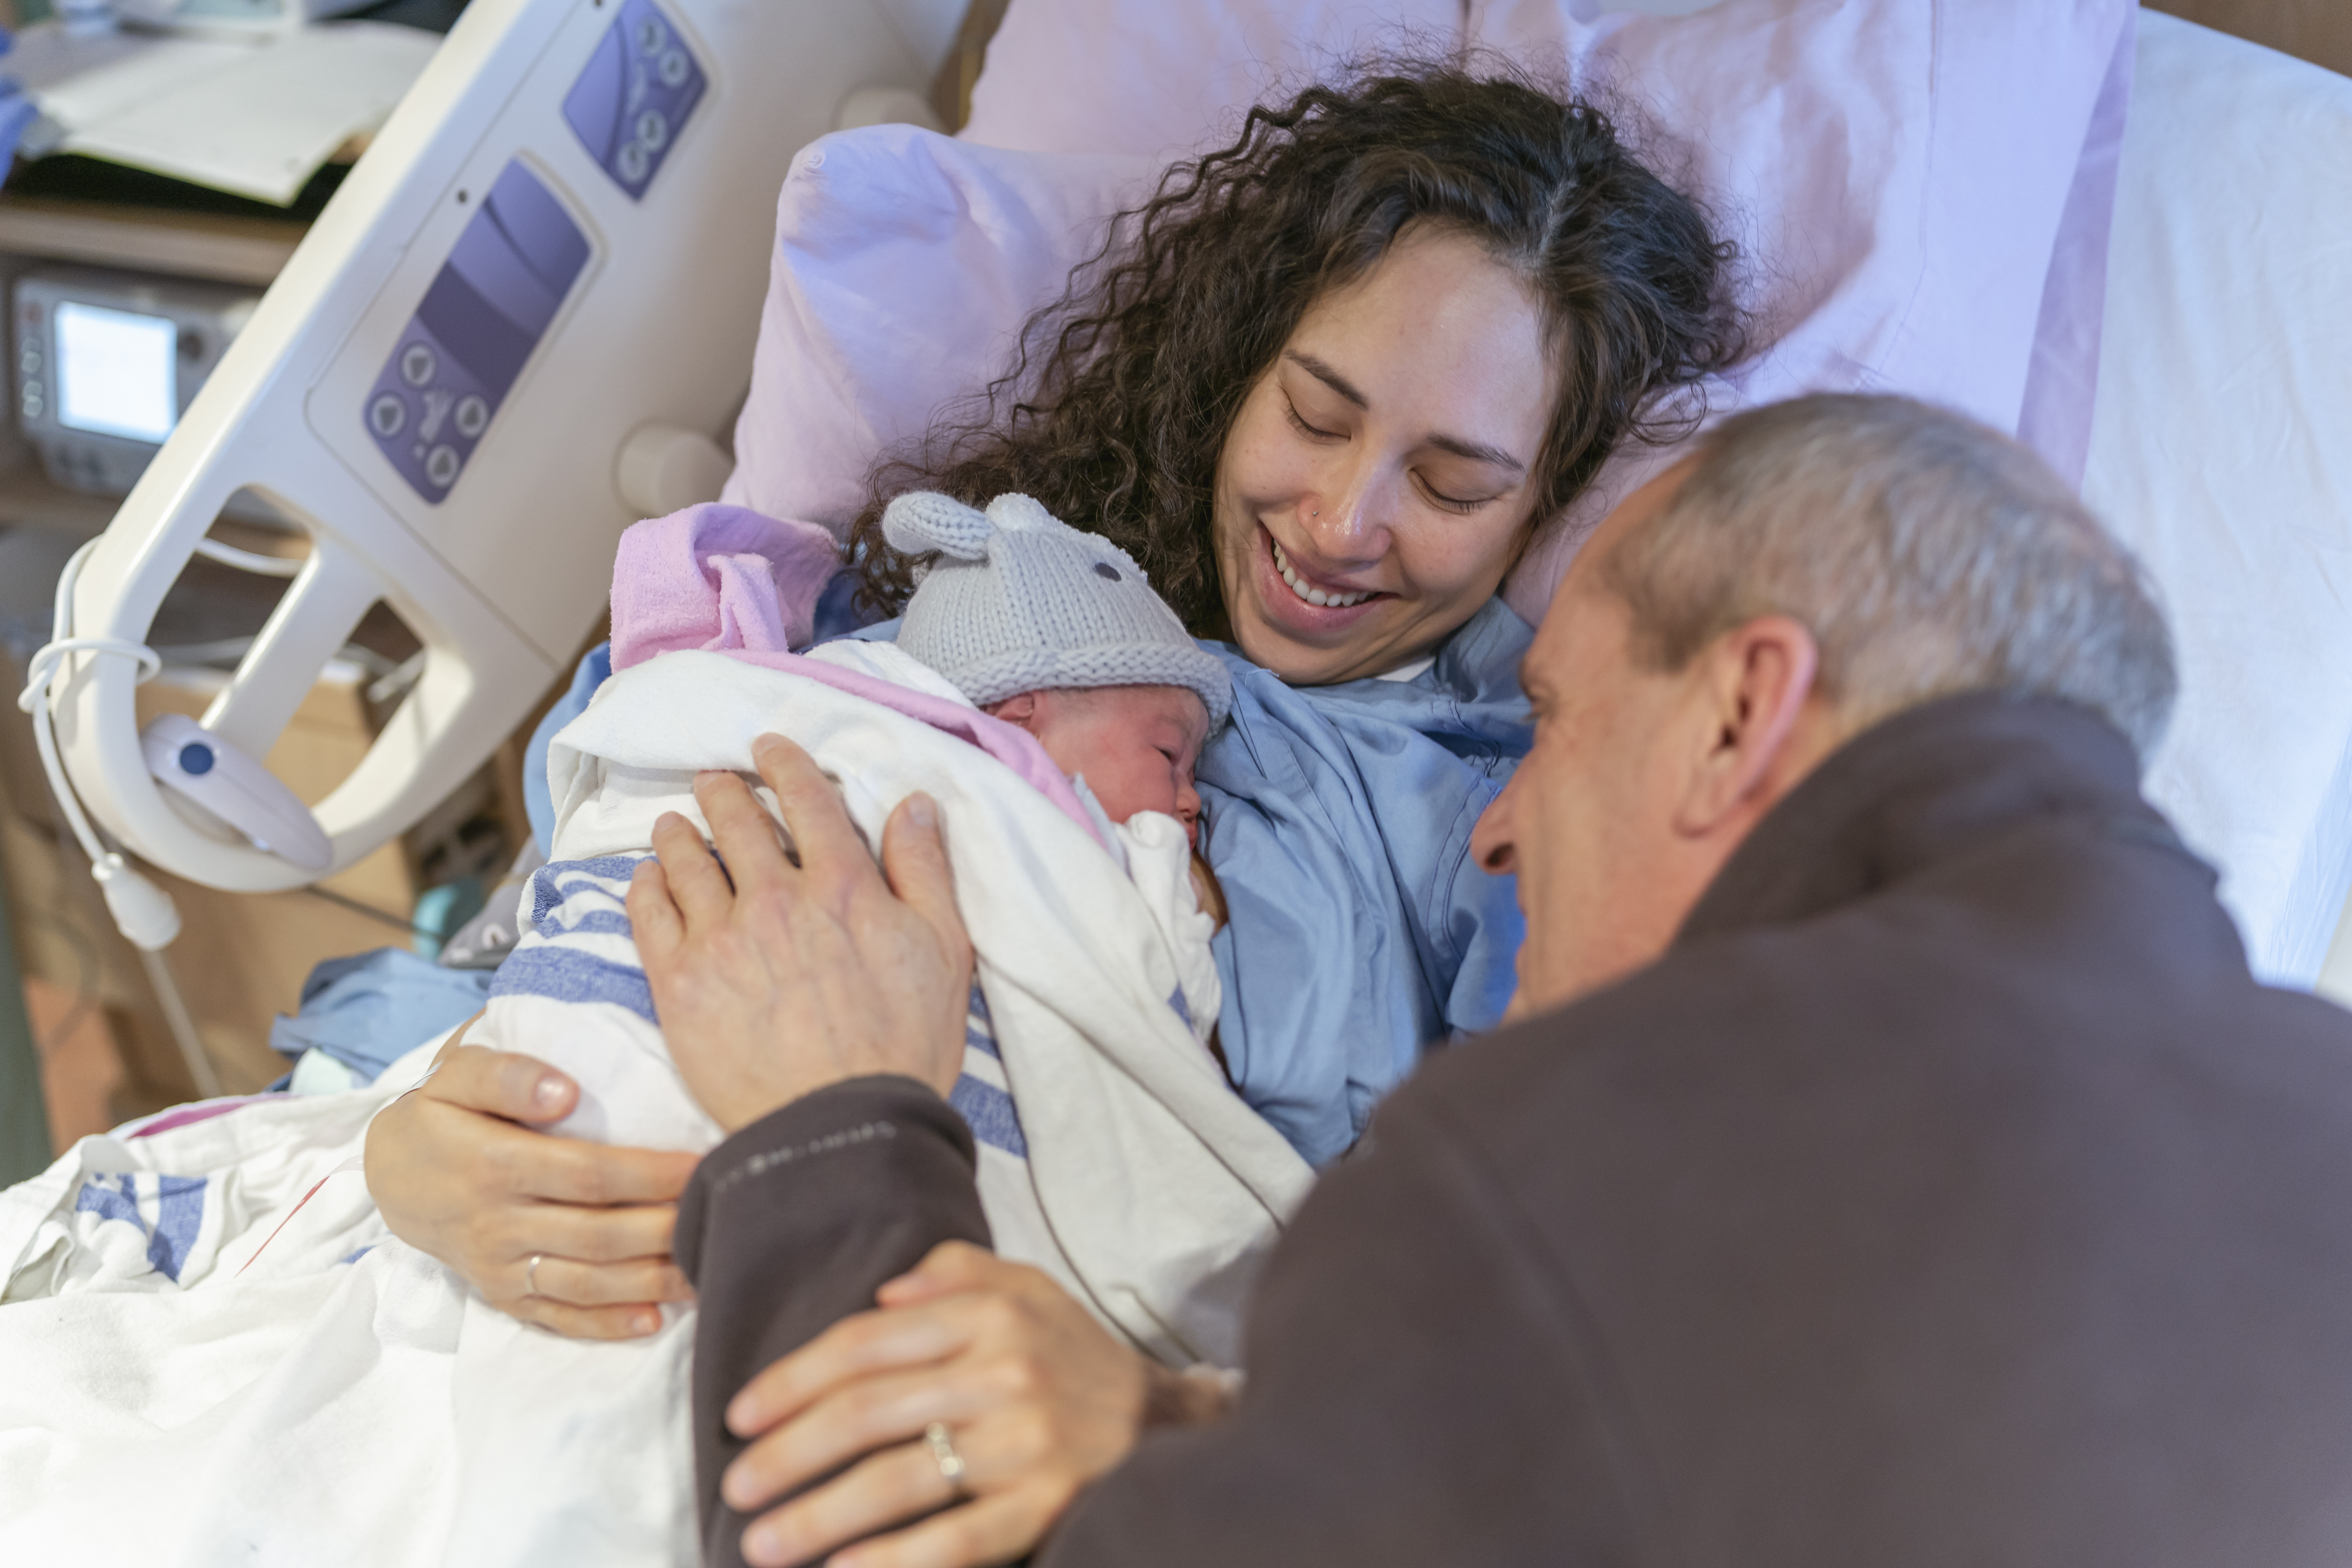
[[635, 395, 2352, 1567]]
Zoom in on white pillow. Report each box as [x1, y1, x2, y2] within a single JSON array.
[[726, 0, 2130, 576], [943, 0, 2132, 613], [961, 0, 1466, 158], [1464, 0, 2132, 612], [718, 131, 1152, 532]]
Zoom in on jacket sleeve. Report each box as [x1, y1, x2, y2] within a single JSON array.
[[675, 1076, 991, 1568], [1037, 1094, 1646, 1568]]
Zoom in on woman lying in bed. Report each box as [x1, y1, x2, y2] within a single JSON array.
[[368, 64, 1738, 1339]]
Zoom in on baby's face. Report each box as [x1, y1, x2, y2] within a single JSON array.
[[987, 684, 1210, 841]]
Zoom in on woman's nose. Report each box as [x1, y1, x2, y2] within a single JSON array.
[[1301, 465, 1394, 562]]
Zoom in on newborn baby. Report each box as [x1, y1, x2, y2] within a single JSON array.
[[873, 488, 1225, 854], [985, 684, 1207, 844], [472, 489, 1240, 1163], [464, 491, 1299, 1375]]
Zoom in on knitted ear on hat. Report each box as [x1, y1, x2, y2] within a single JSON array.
[[983, 493, 1056, 535], [882, 492, 995, 562]]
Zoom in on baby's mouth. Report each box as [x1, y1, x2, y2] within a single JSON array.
[[1270, 539, 1376, 609]]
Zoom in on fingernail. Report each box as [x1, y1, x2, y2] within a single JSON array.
[[533, 1075, 567, 1112], [633, 1310, 660, 1336], [740, 1524, 777, 1565]]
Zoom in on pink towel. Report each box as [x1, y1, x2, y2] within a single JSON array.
[[609, 505, 1107, 847], [611, 503, 843, 668]]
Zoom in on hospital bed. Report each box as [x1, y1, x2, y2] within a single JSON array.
[[18, 0, 2352, 1068]]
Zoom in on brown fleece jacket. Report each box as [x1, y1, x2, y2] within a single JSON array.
[[680, 692, 2352, 1567]]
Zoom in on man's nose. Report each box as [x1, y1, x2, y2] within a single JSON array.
[[1470, 780, 1517, 875]]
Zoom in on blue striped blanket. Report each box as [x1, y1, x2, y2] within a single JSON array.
[[488, 851, 1028, 1158]]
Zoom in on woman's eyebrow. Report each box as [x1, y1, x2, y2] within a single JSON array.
[[1284, 351, 1527, 474], [1285, 350, 1368, 408], [1426, 434, 1526, 474]]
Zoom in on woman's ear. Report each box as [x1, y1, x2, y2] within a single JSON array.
[[1670, 615, 1821, 838]]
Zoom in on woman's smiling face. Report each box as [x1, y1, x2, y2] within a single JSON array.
[[1211, 225, 1558, 685]]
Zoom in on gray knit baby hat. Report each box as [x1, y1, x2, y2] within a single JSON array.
[[884, 491, 1232, 729]]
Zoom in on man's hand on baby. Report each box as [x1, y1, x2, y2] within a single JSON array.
[[361, 1044, 698, 1339], [718, 1243, 1170, 1568], [631, 732, 975, 1131]]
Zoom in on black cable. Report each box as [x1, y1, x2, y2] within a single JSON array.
[[299, 883, 421, 936]]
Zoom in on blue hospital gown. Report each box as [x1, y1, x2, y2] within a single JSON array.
[[1198, 597, 1532, 1165]]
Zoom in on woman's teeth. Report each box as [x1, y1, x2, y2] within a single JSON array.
[[1272, 540, 1371, 608]]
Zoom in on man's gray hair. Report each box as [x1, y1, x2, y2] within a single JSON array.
[[1600, 393, 2178, 761]]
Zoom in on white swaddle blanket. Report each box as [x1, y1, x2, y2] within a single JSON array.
[[504, 642, 1305, 1357], [0, 646, 1310, 1567]]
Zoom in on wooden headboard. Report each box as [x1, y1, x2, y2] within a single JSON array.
[[2144, 0, 2352, 78], [928, 0, 1015, 132]]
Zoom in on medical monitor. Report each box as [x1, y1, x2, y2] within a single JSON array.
[[15, 267, 260, 497], [54, 301, 181, 444]]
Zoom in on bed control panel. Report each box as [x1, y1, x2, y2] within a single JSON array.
[[563, 0, 706, 200], [361, 158, 590, 501]]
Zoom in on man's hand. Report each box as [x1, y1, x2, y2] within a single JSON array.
[[627, 732, 975, 1132], [718, 1243, 1212, 1568]]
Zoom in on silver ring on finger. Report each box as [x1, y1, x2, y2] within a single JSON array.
[[923, 1420, 968, 1496], [525, 1253, 545, 1299]]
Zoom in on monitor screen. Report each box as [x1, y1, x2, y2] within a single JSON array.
[[54, 301, 179, 445]]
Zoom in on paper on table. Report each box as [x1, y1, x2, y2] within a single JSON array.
[[6, 24, 251, 140], [7, 20, 439, 206]]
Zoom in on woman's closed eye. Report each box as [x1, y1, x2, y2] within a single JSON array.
[[1416, 472, 1497, 514], [1284, 397, 1344, 442]]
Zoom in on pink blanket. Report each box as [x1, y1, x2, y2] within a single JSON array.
[[610, 504, 1105, 844]]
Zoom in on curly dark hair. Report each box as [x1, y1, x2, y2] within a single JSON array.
[[848, 62, 1747, 634]]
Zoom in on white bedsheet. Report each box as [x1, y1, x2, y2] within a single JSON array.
[[2086, 15, 2352, 985], [0, 653, 1312, 1566]]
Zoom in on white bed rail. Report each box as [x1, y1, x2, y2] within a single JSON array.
[[42, 0, 933, 894]]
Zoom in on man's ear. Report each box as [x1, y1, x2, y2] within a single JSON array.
[[1671, 615, 1820, 837]]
